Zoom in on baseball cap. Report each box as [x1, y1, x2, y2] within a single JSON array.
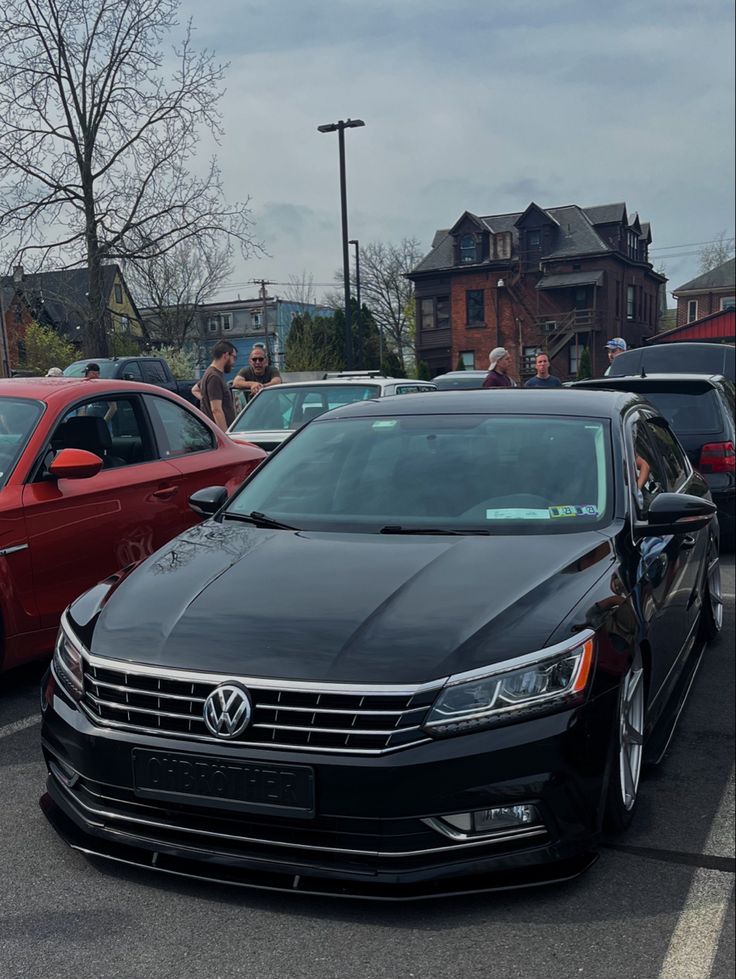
[[605, 338, 627, 352], [84, 362, 100, 373]]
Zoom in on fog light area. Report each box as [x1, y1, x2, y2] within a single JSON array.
[[425, 804, 542, 840]]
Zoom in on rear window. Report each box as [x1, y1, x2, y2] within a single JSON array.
[[637, 387, 722, 434], [63, 361, 119, 378], [231, 384, 380, 433]]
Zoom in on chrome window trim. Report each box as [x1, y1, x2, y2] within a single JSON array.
[[51, 772, 547, 858]]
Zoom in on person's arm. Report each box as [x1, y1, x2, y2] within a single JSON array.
[[209, 399, 228, 431], [635, 456, 651, 490], [103, 402, 117, 424], [264, 370, 282, 388], [191, 382, 202, 400]]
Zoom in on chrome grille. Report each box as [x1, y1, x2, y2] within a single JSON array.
[[81, 656, 443, 754]]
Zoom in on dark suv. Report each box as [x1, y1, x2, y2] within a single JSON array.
[[575, 374, 735, 545], [607, 342, 735, 381]]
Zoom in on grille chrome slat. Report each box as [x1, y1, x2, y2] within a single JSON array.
[[82, 656, 441, 755]]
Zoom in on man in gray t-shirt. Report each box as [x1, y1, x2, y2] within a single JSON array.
[[200, 341, 237, 430]]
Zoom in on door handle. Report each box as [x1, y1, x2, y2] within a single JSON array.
[[152, 484, 178, 500], [681, 534, 697, 549]]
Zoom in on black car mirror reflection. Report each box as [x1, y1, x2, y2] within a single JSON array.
[[188, 486, 228, 517], [637, 492, 716, 537]]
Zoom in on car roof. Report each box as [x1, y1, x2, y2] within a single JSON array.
[[0, 376, 170, 402], [316, 387, 644, 420], [250, 378, 435, 391], [433, 370, 488, 378], [574, 373, 728, 388]]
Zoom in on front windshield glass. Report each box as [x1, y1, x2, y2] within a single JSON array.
[[0, 398, 44, 489], [63, 361, 118, 378], [227, 413, 612, 534], [230, 384, 380, 433]]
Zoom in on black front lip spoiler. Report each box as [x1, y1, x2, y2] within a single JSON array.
[[40, 792, 596, 902]]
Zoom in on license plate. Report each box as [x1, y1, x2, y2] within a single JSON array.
[[132, 749, 315, 818]]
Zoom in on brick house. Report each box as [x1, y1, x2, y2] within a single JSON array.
[[671, 258, 736, 328], [408, 202, 666, 381]]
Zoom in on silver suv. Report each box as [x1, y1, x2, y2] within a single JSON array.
[[228, 376, 437, 452]]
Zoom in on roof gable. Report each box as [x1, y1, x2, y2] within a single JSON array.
[[514, 201, 559, 228], [673, 257, 736, 294], [449, 211, 487, 235]]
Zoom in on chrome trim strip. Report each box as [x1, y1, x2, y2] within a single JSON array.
[[441, 629, 596, 687], [0, 543, 29, 557], [78, 702, 430, 754], [52, 774, 545, 858], [83, 648, 446, 697], [86, 693, 202, 724], [251, 721, 422, 736], [422, 816, 545, 843], [84, 676, 207, 705]]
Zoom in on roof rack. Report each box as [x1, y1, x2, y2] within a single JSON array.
[[322, 370, 385, 379]]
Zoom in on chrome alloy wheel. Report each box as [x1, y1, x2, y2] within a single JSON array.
[[707, 554, 724, 632], [618, 657, 645, 812]]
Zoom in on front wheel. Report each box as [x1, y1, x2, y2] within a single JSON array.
[[604, 649, 646, 834], [699, 549, 723, 641]]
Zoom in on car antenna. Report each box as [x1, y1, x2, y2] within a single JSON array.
[[640, 366, 647, 378]]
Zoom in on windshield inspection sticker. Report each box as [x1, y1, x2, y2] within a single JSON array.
[[372, 420, 398, 429], [486, 508, 551, 520], [549, 504, 599, 518]]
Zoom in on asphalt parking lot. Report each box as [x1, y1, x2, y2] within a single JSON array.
[[0, 558, 733, 979]]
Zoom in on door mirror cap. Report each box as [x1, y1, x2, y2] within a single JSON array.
[[49, 448, 104, 479], [189, 486, 228, 517], [637, 492, 716, 536]]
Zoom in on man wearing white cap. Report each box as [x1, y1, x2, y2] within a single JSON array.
[[482, 347, 516, 388], [605, 337, 627, 366]]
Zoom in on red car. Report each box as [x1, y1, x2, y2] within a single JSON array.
[[0, 377, 265, 673]]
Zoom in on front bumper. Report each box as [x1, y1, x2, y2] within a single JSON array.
[[40, 669, 614, 899]]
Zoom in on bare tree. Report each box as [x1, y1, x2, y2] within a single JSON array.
[[698, 231, 735, 274], [282, 272, 318, 314], [332, 238, 423, 369], [125, 239, 232, 347], [0, 0, 256, 355]]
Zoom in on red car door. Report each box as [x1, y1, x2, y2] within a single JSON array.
[[21, 392, 187, 631], [142, 393, 264, 496]]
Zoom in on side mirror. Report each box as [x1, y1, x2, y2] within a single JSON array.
[[189, 486, 228, 517], [49, 448, 103, 480], [637, 492, 716, 537]]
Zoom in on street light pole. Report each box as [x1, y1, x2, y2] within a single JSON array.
[[318, 118, 365, 371], [348, 238, 361, 366]]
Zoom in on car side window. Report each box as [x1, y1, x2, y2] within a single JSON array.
[[645, 420, 689, 493], [120, 362, 143, 381], [142, 360, 168, 385], [40, 396, 152, 477], [144, 395, 215, 456], [630, 417, 666, 516]]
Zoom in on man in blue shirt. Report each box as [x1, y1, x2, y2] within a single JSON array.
[[524, 353, 562, 388]]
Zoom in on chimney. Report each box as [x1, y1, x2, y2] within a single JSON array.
[[13, 264, 23, 284]]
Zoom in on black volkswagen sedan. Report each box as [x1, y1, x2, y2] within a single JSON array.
[[40, 390, 723, 899]]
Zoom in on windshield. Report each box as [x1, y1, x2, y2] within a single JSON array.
[[0, 398, 44, 489], [230, 384, 380, 433], [226, 413, 612, 534], [64, 361, 118, 378]]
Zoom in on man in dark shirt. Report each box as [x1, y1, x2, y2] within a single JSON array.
[[482, 347, 516, 388], [200, 340, 238, 430], [524, 353, 562, 388], [232, 343, 282, 402]]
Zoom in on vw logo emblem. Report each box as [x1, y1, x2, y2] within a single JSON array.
[[203, 683, 252, 740]]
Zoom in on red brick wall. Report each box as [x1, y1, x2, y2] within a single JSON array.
[[675, 293, 728, 328]]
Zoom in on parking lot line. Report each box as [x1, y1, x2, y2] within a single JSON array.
[[0, 714, 41, 739], [659, 766, 735, 979]]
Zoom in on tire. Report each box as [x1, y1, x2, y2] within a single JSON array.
[[699, 548, 723, 641], [604, 649, 646, 835]]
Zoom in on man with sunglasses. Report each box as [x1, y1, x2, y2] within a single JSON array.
[[232, 343, 282, 402]]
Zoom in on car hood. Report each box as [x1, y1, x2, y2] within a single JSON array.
[[84, 521, 614, 684]]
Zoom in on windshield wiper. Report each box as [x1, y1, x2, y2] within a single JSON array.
[[223, 511, 299, 530], [379, 526, 490, 536]]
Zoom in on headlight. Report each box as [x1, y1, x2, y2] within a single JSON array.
[[424, 630, 595, 737], [52, 614, 86, 701]]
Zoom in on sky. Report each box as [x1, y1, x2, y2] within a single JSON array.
[[177, 0, 735, 306]]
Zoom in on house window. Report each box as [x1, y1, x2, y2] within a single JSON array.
[[568, 344, 580, 376], [459, 351, 475, 369], [466, 289, 484, 325], [420, 299, 436, 331], [222, 314, 232, 332], [528, 230, 541, 248], [523, 345, 541, 374], [436, 297, 450, 331], [252, 313, 261, 328], [627, 285, 636, 320], [687, 300, 698, 323], [207, 312, 230, 333], [721, 297, 735, 311], [459, 235, 476, 264], [114, 283, 123, 304]]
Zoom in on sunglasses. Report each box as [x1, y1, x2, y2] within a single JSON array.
[[251, 356, 265, 362]]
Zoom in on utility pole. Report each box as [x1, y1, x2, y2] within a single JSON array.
[[251, 279, 276, 359]]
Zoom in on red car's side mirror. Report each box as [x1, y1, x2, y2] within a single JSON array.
[[49, 447, 104, 480]]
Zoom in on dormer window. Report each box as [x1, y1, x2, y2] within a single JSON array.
[[459, 234, 476, 264]]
